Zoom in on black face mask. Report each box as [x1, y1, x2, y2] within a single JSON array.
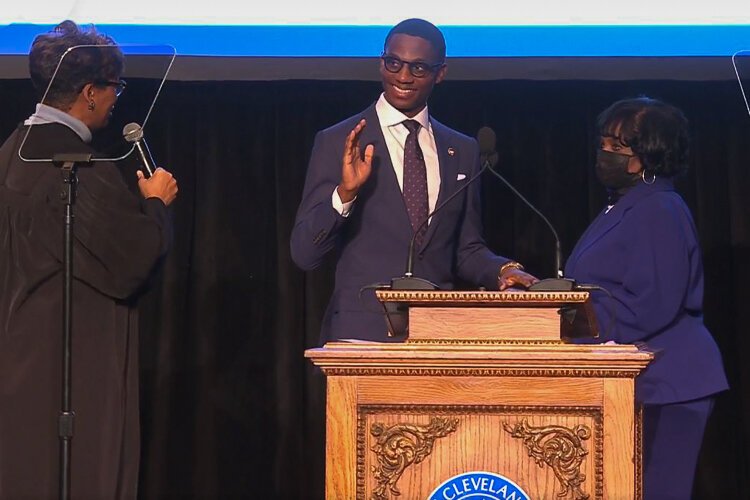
[[595, 149, 640, 191]]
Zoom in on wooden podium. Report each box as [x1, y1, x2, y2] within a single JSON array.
[[305, 290, 653, 500]]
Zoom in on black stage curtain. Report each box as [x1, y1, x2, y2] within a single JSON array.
[[1, 77, 748, 498]]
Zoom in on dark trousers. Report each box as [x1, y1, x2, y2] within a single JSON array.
[[643, 397, 715, 500]]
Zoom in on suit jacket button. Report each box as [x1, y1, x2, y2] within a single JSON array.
[[313, 230, 327, 244]]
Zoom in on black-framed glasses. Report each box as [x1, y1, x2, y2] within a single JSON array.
[[381, 54, 444, 78], [96, 79, 127, 97]]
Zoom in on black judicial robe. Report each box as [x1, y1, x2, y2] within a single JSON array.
[[0, 123, 171, 498]]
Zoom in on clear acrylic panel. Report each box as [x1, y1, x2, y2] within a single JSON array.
[[18, 44, 176, 163], [732, 50, 750, 119]]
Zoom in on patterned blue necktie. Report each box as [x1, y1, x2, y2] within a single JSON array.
[[402, 119, 429, 245]]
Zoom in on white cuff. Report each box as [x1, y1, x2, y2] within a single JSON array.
[[332, 187, 355, 217]]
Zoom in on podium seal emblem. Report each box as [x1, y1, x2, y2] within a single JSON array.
[[428, 471, 530, 500]]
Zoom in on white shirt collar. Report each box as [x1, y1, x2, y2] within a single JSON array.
[[24, 103, 93, 143], [375, 93, 431, 132]]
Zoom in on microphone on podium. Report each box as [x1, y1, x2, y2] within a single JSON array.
[[379, 126, 578, 337], [389, 143, 491, 291], [381, 138, 491, 337], [477, 126, 577, 291]]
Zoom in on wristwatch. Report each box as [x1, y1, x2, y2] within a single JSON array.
[[499, 261, 524, 277]]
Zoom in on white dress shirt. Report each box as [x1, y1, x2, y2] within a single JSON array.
[[332, 94, 441, 218]]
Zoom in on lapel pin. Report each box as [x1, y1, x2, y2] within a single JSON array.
[[447, 147, 455, 156]]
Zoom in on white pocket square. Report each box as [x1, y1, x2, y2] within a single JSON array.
[[457, 173, 467, 181]]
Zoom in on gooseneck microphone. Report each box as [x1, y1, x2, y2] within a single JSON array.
[[122, 122, 155, 177], [477, 126, 576, 291], [477, 126, 499, 171], [380, 142, 492, 337], [391, 143, 491, 291]]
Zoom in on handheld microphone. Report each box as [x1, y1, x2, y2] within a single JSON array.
[[122, 122, 155, 177], [477, 126, 576, 291]]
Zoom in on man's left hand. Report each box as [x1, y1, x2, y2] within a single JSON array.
[[498, 269, 539, 290]]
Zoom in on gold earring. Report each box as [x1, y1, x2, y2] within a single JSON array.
[[88, 100, 95, 111]]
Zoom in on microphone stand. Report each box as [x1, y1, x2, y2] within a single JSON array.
[[391, 159, 492, 291], [53, 152, 92, 500], [485, 164, 577, 291], [383, 158, 492, 336]]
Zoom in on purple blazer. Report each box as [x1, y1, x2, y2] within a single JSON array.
[[291, 104, 508, 343], [565, 177, 728, 404]]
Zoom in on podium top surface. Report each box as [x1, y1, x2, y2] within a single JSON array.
[[375, 290, 590, 306], [305, 342, 654, 377]]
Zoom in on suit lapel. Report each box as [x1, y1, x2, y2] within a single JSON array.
[[567, 178, 676, 269], [567, 205, 625, 269], [359, 104, 413, 237], [420, 119, 459, 249]]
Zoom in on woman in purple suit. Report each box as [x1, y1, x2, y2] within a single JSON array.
[[565, 97, 728, 499]]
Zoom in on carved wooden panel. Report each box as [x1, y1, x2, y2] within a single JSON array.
[[357, 405, 603, 500]]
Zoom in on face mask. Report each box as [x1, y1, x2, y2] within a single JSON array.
[[595, 149, 640, 191]]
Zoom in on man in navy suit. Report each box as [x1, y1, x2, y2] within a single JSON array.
[[291, 18, 537, 343]]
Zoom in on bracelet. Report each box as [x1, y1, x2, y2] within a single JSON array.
[[499, 261, 524, 277]]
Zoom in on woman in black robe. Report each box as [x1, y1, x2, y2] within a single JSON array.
[[0, 21, 177, 498]]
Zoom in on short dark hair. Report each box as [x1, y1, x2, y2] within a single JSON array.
[[29, 20, 124, 108], [384, 18, 446, 63], [597, 96, 690, 178]]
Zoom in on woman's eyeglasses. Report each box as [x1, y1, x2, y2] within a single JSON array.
[[381, 54, 444, 78], [97, 79, 127, 97]]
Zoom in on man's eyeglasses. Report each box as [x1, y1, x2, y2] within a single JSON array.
[[381, 54, 444, 78], [96, 79, 127, 97]]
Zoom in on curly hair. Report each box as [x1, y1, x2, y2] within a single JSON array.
[[596, 97, 690, 178], [29, 20, 124, 108]]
